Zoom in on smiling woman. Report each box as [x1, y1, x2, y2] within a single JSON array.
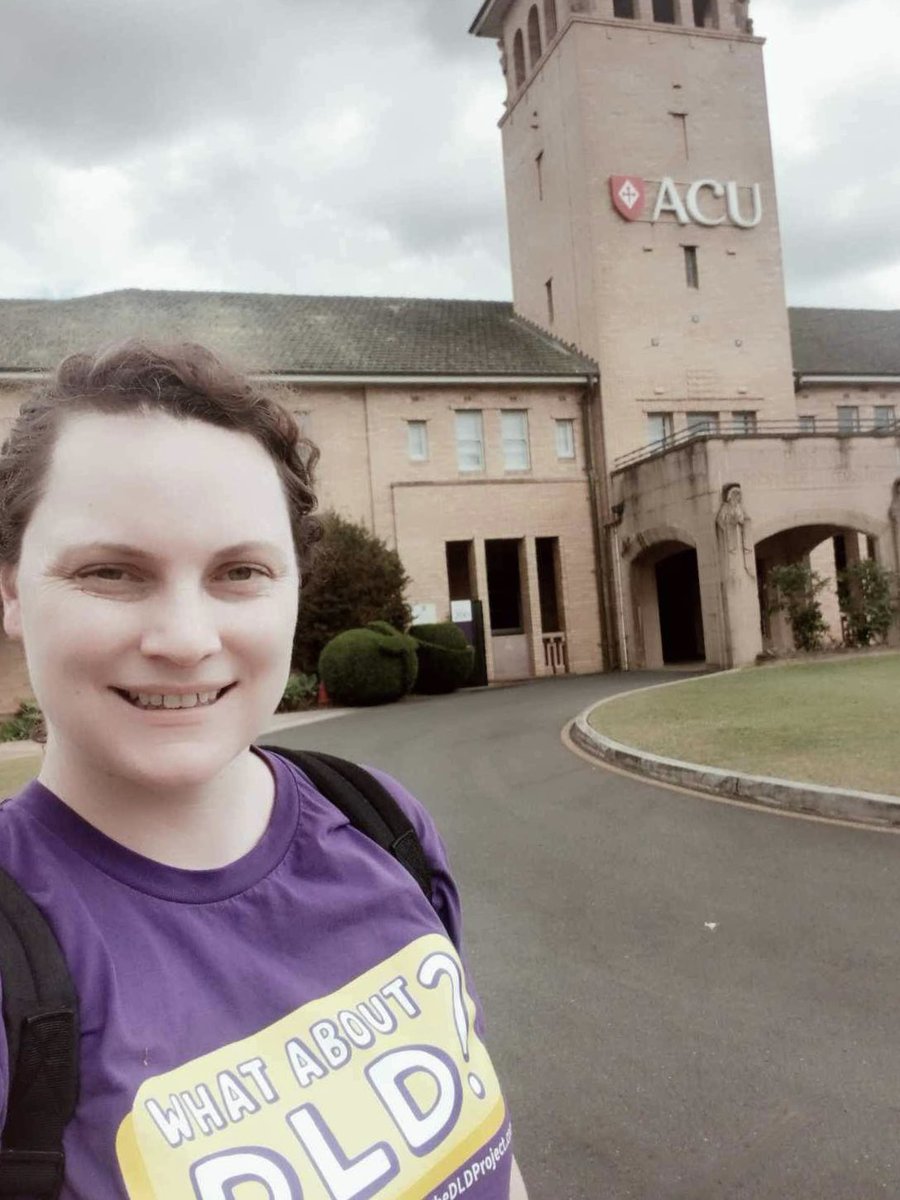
[[0, 340, 524, 1200]]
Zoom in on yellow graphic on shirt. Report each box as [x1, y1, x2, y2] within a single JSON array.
[[116, 934, 507, 1199]]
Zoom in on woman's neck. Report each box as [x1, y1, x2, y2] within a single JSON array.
[[36, 744, 277, 869]]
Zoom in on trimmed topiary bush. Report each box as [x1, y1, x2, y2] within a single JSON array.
[[410, 623, 475, 694], [293, 512, 411, 674], [318, 622, 418, 707]]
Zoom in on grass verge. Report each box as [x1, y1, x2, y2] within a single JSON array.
[[588, 653, 900, 796], [0, 755, 42, 798]]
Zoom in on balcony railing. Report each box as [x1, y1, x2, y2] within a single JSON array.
[[613, 417, 900, 471]]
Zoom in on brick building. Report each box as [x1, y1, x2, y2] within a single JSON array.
[[0, 0, 898, 712]]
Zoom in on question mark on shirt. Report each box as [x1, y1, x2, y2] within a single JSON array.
[[418, 951, 485, 1099]]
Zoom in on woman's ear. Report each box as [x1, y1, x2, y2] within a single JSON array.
[[0, 564, 23, 641]]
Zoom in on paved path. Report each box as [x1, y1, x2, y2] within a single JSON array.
[[265, 674, 900, 1200]]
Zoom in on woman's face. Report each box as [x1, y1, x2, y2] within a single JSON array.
[[0, 410, 300, 794]]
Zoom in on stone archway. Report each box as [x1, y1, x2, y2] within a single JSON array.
[[755, 515, 892, 653], [623, 528, 706, 668]]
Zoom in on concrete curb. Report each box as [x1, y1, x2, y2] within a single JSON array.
[[571, 686, 900, 830]]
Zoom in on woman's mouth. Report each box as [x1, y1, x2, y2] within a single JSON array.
[[111, 684, 237, 711]]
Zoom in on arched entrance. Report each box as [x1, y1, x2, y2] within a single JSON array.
[[755, 520, 886, 652], [630, 538, 706, 667]]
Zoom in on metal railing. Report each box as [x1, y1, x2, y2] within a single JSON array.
[[613, 416, 900, 471]]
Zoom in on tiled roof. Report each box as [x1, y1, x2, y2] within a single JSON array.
[[0, 290, 896, 380], [0, 290, 597, 378], [789, 307, 900, 376]]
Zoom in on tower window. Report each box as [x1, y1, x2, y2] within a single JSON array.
[[693, 0, 719, 28], [653, 0, 677, 23], [527, 6, 543, 68], [613, 0, 636, 16], [683, 246, 699, 289], [513, 30, 526, 88], [545, 278, 555, 325], [544, 0, 558, 40]]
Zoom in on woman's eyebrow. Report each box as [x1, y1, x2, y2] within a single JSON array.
[[57, 540, 287, 563]]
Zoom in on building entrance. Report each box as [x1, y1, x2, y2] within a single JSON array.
[[655, 547, 706, 663], [485, 538, 532, 679]]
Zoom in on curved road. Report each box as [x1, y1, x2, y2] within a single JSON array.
[[262, 672, 900, 1200]]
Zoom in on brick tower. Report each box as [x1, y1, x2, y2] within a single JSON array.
[[471, 0, 796, 467]]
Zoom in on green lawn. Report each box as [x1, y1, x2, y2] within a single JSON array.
[[589, 653, 900, 797], [0, 754, 41, 798]]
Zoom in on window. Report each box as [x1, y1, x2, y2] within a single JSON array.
[[798, 415, 816, 433], [545, 277, 554, 325], [455, 410, 484, 472], [555, 418, 576, 459], [544, 0, 558, 40], [502, 410, 531, 470], [613, 0, 635, 15], [693, 0, 718, 27], [535, 151, 544, 201], [653, 0, 677, 23], [686, 411, 719, 435], [406, 420, 428, 462], [647, 412, 674, 446], [732, 411, 757, 435], [837, 405, 860, 433], [513, 30, 526, 88], [527, 5, 543, 67], [683, 246, 699, 289], [874, 405, 896, 430]]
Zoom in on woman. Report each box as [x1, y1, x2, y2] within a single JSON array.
[[0, 341, 527, 1199]]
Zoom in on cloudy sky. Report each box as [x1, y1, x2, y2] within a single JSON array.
[[0, 0, 897, 309]]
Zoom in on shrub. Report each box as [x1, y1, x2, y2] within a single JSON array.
[[410, 622, 475, 694], [293, 512, 411, 674], [837, 559, 899, 646], [276, 672, 319, 713], [0, 700, 44, 743], [318, 622, 418, 707], [767, 561, 829, 652]]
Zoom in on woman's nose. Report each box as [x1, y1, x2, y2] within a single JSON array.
[[138, 590, 223, 662]]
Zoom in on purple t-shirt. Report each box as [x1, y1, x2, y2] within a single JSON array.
[[0, 745, 513, 1199]]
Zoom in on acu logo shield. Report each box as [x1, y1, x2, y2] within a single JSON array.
[[610, 175, 646, 221]]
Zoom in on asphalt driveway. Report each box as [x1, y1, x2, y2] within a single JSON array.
[[260, 672, 900, 1200]]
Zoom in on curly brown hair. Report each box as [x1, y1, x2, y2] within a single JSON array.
[[0, 339, 322, 578]]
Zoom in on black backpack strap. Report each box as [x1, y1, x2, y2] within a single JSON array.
[[257, 745, 434, 904], [0, 864, 78, 1199]]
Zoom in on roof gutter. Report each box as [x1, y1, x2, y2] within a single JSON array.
[[797, 374, 900, 386], [0, 370, 593, 388]]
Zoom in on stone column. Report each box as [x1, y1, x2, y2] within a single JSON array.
[[520, 538, 546, 676], [672, 0, 692, 25], [472, 540, 495, 683]]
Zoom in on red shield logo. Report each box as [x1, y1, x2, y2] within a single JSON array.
[[610, 175, 646, 221]]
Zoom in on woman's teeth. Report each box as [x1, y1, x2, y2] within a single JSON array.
[[122, 689, 224, 710]]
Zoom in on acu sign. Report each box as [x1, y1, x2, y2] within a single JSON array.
[[610, 175, 763, 228]]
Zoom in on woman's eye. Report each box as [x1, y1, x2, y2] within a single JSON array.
[[224, 566, 268, 582]]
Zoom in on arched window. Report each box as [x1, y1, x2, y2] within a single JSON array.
[[544, 0, 558, 40], [513, 29, 526, 88], [527, 6, 543, 67]]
